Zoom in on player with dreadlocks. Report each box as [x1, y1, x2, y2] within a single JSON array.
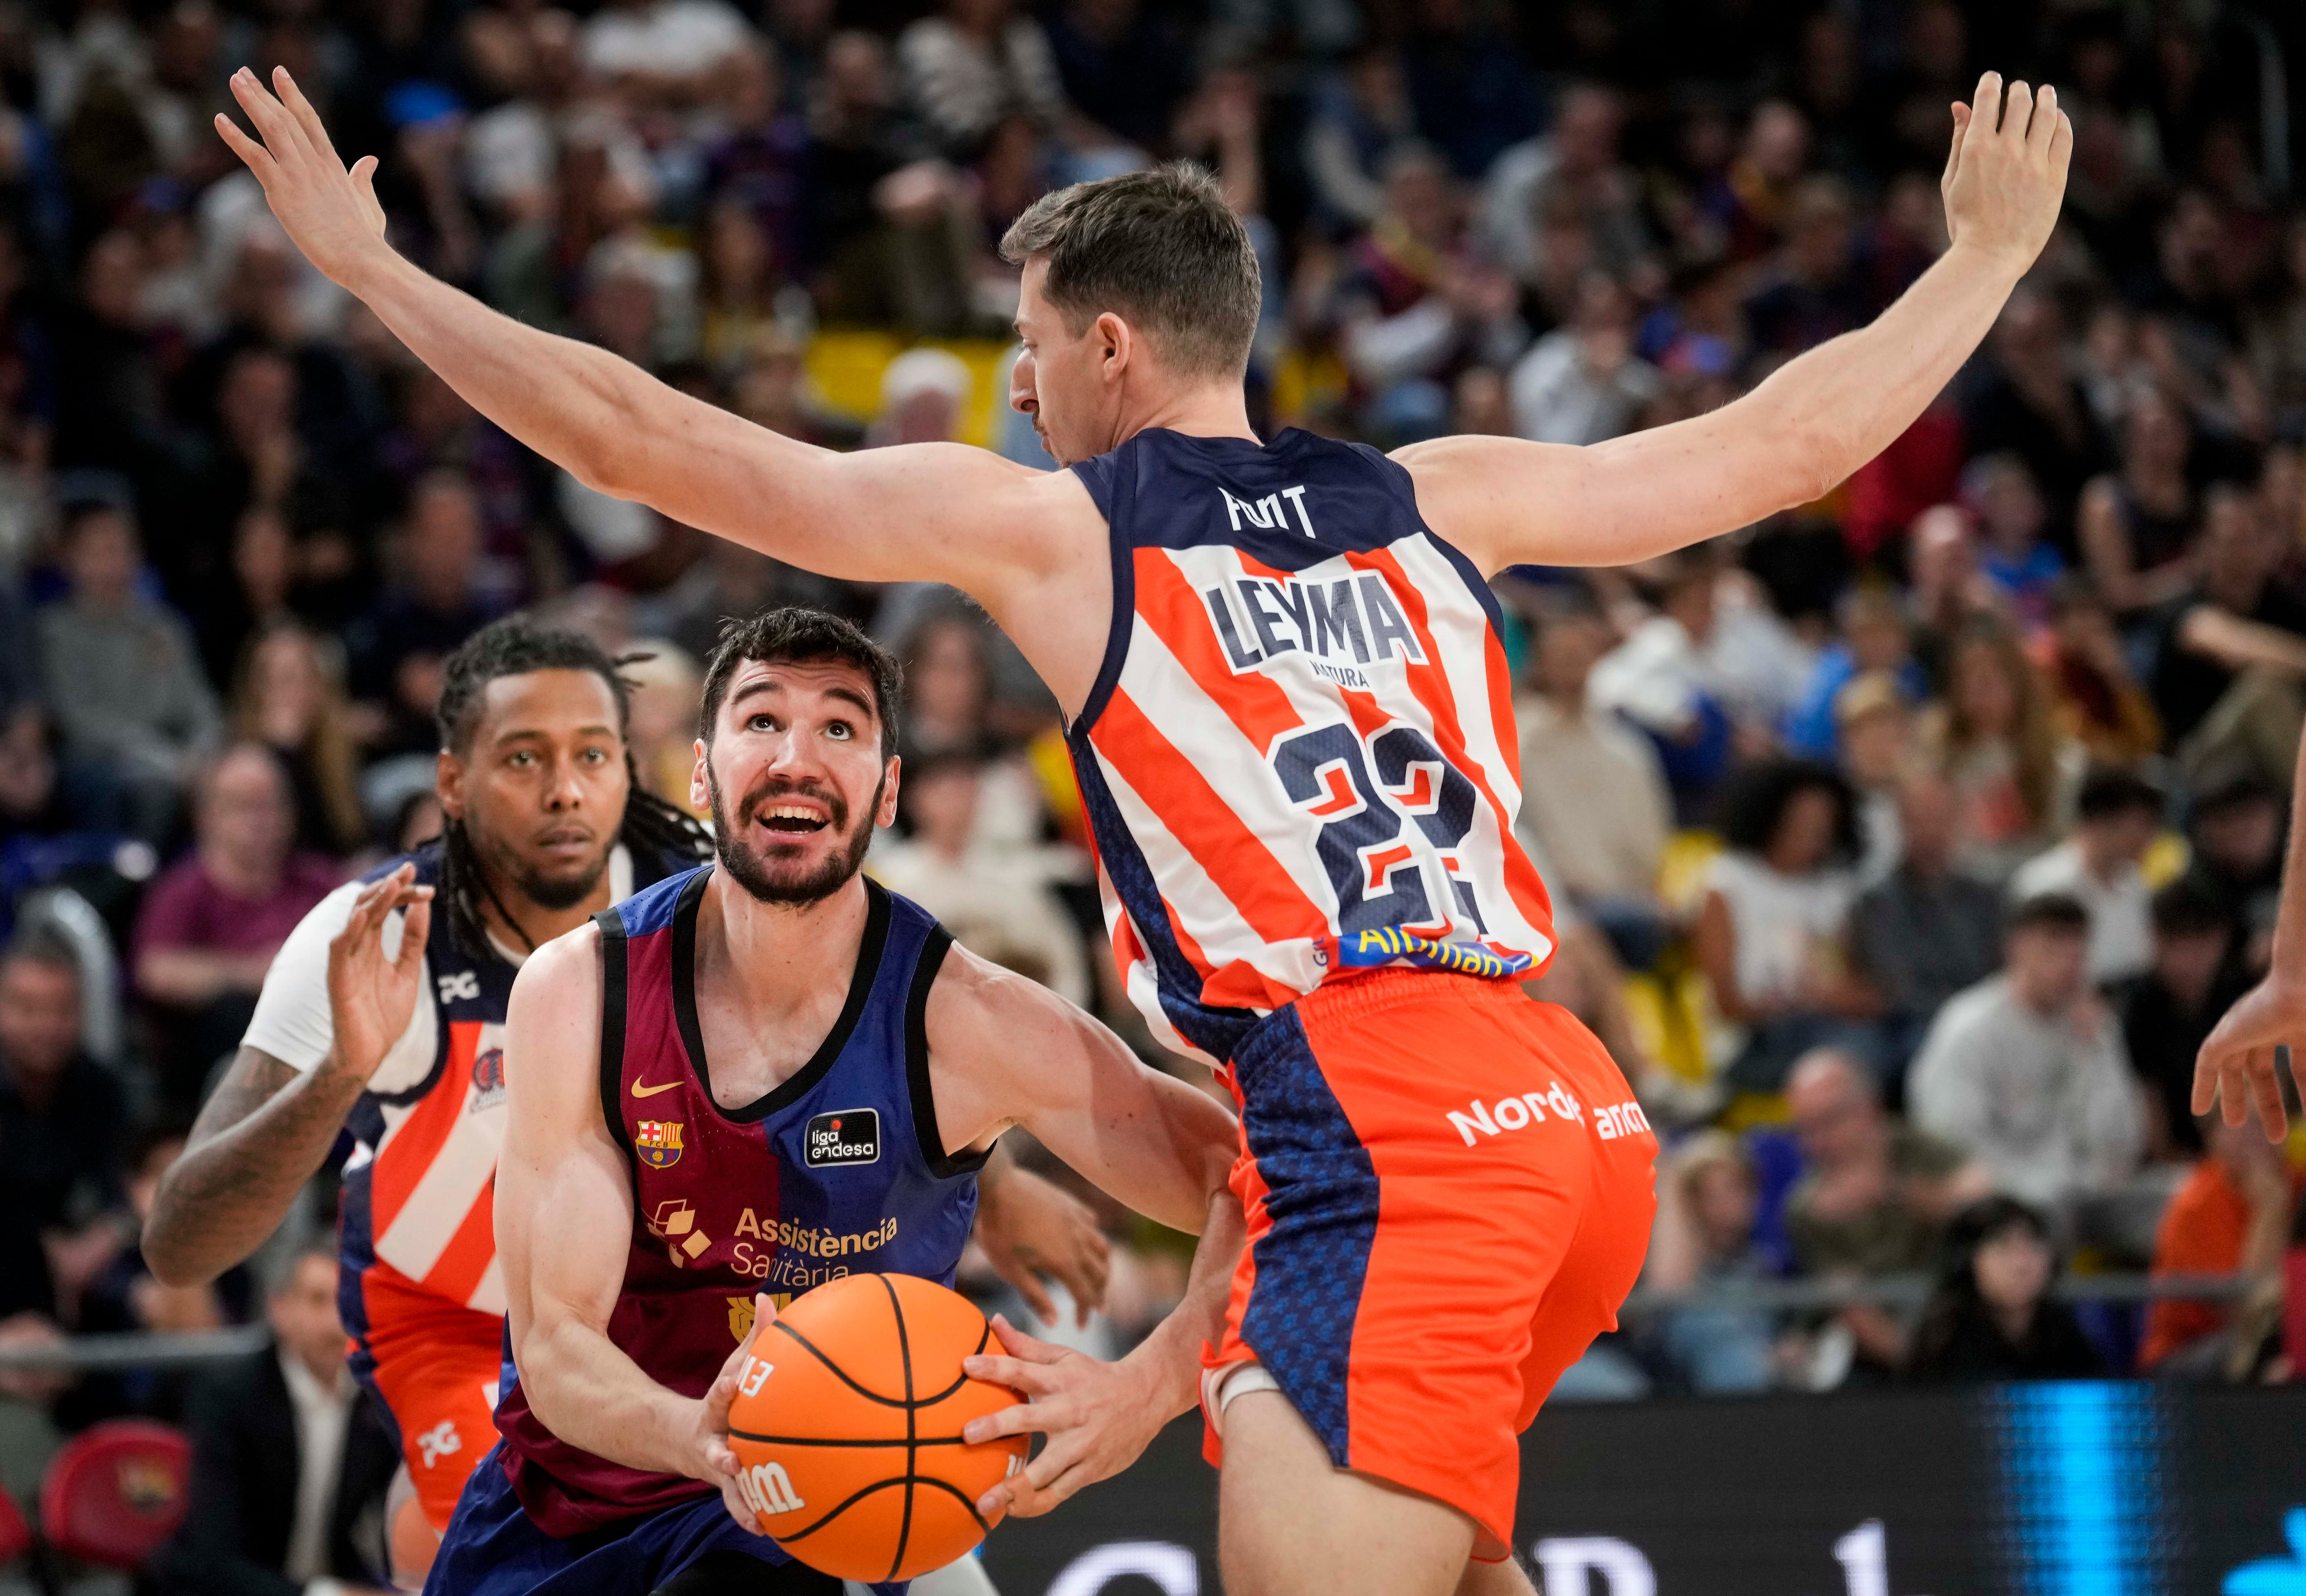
[[145, 615, 1111, 1587]]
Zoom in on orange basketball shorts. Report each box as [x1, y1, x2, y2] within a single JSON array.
[[351, 1262, 508, 1532], [1202, 969, 1658, 1560]]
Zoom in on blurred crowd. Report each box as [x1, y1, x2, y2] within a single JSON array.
[[1, 0, 2305, 1503]]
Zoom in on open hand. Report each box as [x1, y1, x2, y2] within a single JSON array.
[[215, 66, 391, 288], [326, 864, 433, 1084], [2193, 974, 2306, 1140], [1941, 72, 2072, 274], [972, 1163, 1110, 1328], [959, 1314, 1167, 1518]]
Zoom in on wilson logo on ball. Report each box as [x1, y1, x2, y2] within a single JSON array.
[[736, 1459, 805, 1517], [803, 1109, 880, 1167]]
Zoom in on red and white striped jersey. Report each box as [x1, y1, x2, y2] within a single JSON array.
[[1064, 427, 1556, 1066]]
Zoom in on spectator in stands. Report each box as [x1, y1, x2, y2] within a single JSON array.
[[1643, 1132, 1781, 1394], [2137, 1115, 2300, 1376], [2030, 576, 2163, 770], [34, 499, 223, 842], [345, 471, 508, 757], [1959, 288, 2109, 547], [1906, 1196, 2103, 1382], [619, 641, 707, 817], [1966, 453, 2064, 629], [1784, 1049, 1990, 1278], [1848, 774, 2004, 1080], [870, 751, 1088, 1008], [581, 0, 753, 108], [1513, 608, 1671, 970], [1507, 272, 1659, 447], [2150, 481, 2306, 792], [2009, 767, 2163, 986], [2119, 879, 2249, 1161], [229, 624, 367, 858], [1481, 83, 1652, 295], [895, 0, 1069, 163], [0, 705, 73, 847], [1909, 893, 2146, 1217], [1917, 617, 2070, 882], [1743, 176, 1869, 357], [2183, 769, 2288, 965], [1302, 47, 1414, 236], [2078, 384, 2197, 617], [133, 745, 340, 1106], [0, 931, 128, 1326], [163, 1240, 398, 1596], [1335, 143, 1524, 445], [1693, 759, 1876, 1091], [1833, 672, 1911, 884], [1782, 587, 1921, 761]]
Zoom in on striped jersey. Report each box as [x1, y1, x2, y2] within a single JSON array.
[[326, 843, 673, 1337], [1064, 427, 1557, 1068]]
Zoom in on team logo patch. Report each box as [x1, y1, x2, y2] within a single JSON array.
[[467, 1047, 505, 1113], [804, 1109, 879, 1167], [636, 1119, 685, 1169]]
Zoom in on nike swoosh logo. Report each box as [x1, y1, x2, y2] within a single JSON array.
[[631, 1078, 683, 1098]]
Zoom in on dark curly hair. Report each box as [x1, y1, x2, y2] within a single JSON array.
[[433, 617, 712, 958], [1714, 757, 1862, 867]]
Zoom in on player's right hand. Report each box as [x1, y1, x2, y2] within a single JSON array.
[[694, 1292, 776, 1533], [215, 65, 391, 290], [326, 863, 433, 1082], [1939, 72, 2072, 275], [2193, 973, 2306, 1141]]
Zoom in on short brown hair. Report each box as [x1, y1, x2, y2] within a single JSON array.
[[999, 163, 1260, 380]]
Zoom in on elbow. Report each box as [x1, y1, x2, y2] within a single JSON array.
[[139, 1206, 205, 1289], [1779, 417, 1852, 510]]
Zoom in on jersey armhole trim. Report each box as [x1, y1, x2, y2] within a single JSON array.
[[903, 926, 988, 1179], [1353, 440, 1507, 636], [1064, 447, 1137, 742], [594, 909, 633, 1157]]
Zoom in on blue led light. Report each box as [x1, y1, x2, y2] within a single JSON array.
[[1989, 1382, 2169, 1596]]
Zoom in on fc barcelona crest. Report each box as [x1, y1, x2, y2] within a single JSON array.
[[636, 1119, 685, 1169]]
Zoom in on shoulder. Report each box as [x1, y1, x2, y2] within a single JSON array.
[[515, 920, 602, 1001], [921, 937, 1067, 1059]]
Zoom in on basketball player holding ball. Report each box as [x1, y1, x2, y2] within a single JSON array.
[[223, 63, 2072, 1595], [424, 610, 1242, 1594]]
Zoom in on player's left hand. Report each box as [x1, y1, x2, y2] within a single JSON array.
[[972, 1164, 1111, 1327], [959, 1314, 1168, 1518], [693, 1292, 777, 1533]]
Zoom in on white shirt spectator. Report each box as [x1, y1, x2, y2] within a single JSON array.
[[1513, 693, 1670, 905], [1909, 974, 2146, 1211], [1701, 850, 1857, 1011], [870, 841, 1089, 1009], [2009, 840, 2153, 985], [582, 0, 753, 83], [1507, 327, 1660, 445]]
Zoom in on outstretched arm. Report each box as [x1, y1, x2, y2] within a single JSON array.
[[213, 68, 1069, 599], [922, 948, 1242, 1517], [2193, 732, 2306, 1140], [1404, 73, 2073, 573], [497, 928, 756, 1519]]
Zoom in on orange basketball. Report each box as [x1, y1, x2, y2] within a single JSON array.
[[725, 1273, 1028, 1582]]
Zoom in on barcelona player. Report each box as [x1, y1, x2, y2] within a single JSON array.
[[434, 608, 1241, 1593], [143, 620, 1110, 1589], [220, 64, 2073, 1595]]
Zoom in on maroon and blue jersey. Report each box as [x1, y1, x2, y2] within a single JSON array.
[[494, 866, 988, 1537]]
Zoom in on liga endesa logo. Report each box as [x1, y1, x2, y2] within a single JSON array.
[[803, 1108, 880, 1167]]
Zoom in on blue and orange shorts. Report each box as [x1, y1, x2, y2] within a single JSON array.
[[351, 1263, 509, 1532], [1200, 969, 1658, 1560]]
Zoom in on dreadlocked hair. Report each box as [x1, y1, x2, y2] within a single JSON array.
[[433, 617, 713, 960]]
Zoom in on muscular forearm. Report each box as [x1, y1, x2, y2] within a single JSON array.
[[1118, 1189, 1244, 1419], [517, 1316, 706, 1482], [144, 1054, 370, 1284]]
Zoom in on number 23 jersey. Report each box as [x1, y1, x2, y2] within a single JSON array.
[[1065, 426, 1557, 1068]]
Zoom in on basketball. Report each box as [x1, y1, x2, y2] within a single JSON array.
[[724, 1272, 1028, 1582]]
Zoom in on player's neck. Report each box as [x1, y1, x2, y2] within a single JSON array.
[[699, 867, 871, 1021], [1113, 382, 1259, 451]]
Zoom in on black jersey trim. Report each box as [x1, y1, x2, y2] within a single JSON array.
[[593, 909, 633, 1157], [672, 873, 893, 1124], [904, 926, 990, 1178], [1064, 444, 1137, 741]]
